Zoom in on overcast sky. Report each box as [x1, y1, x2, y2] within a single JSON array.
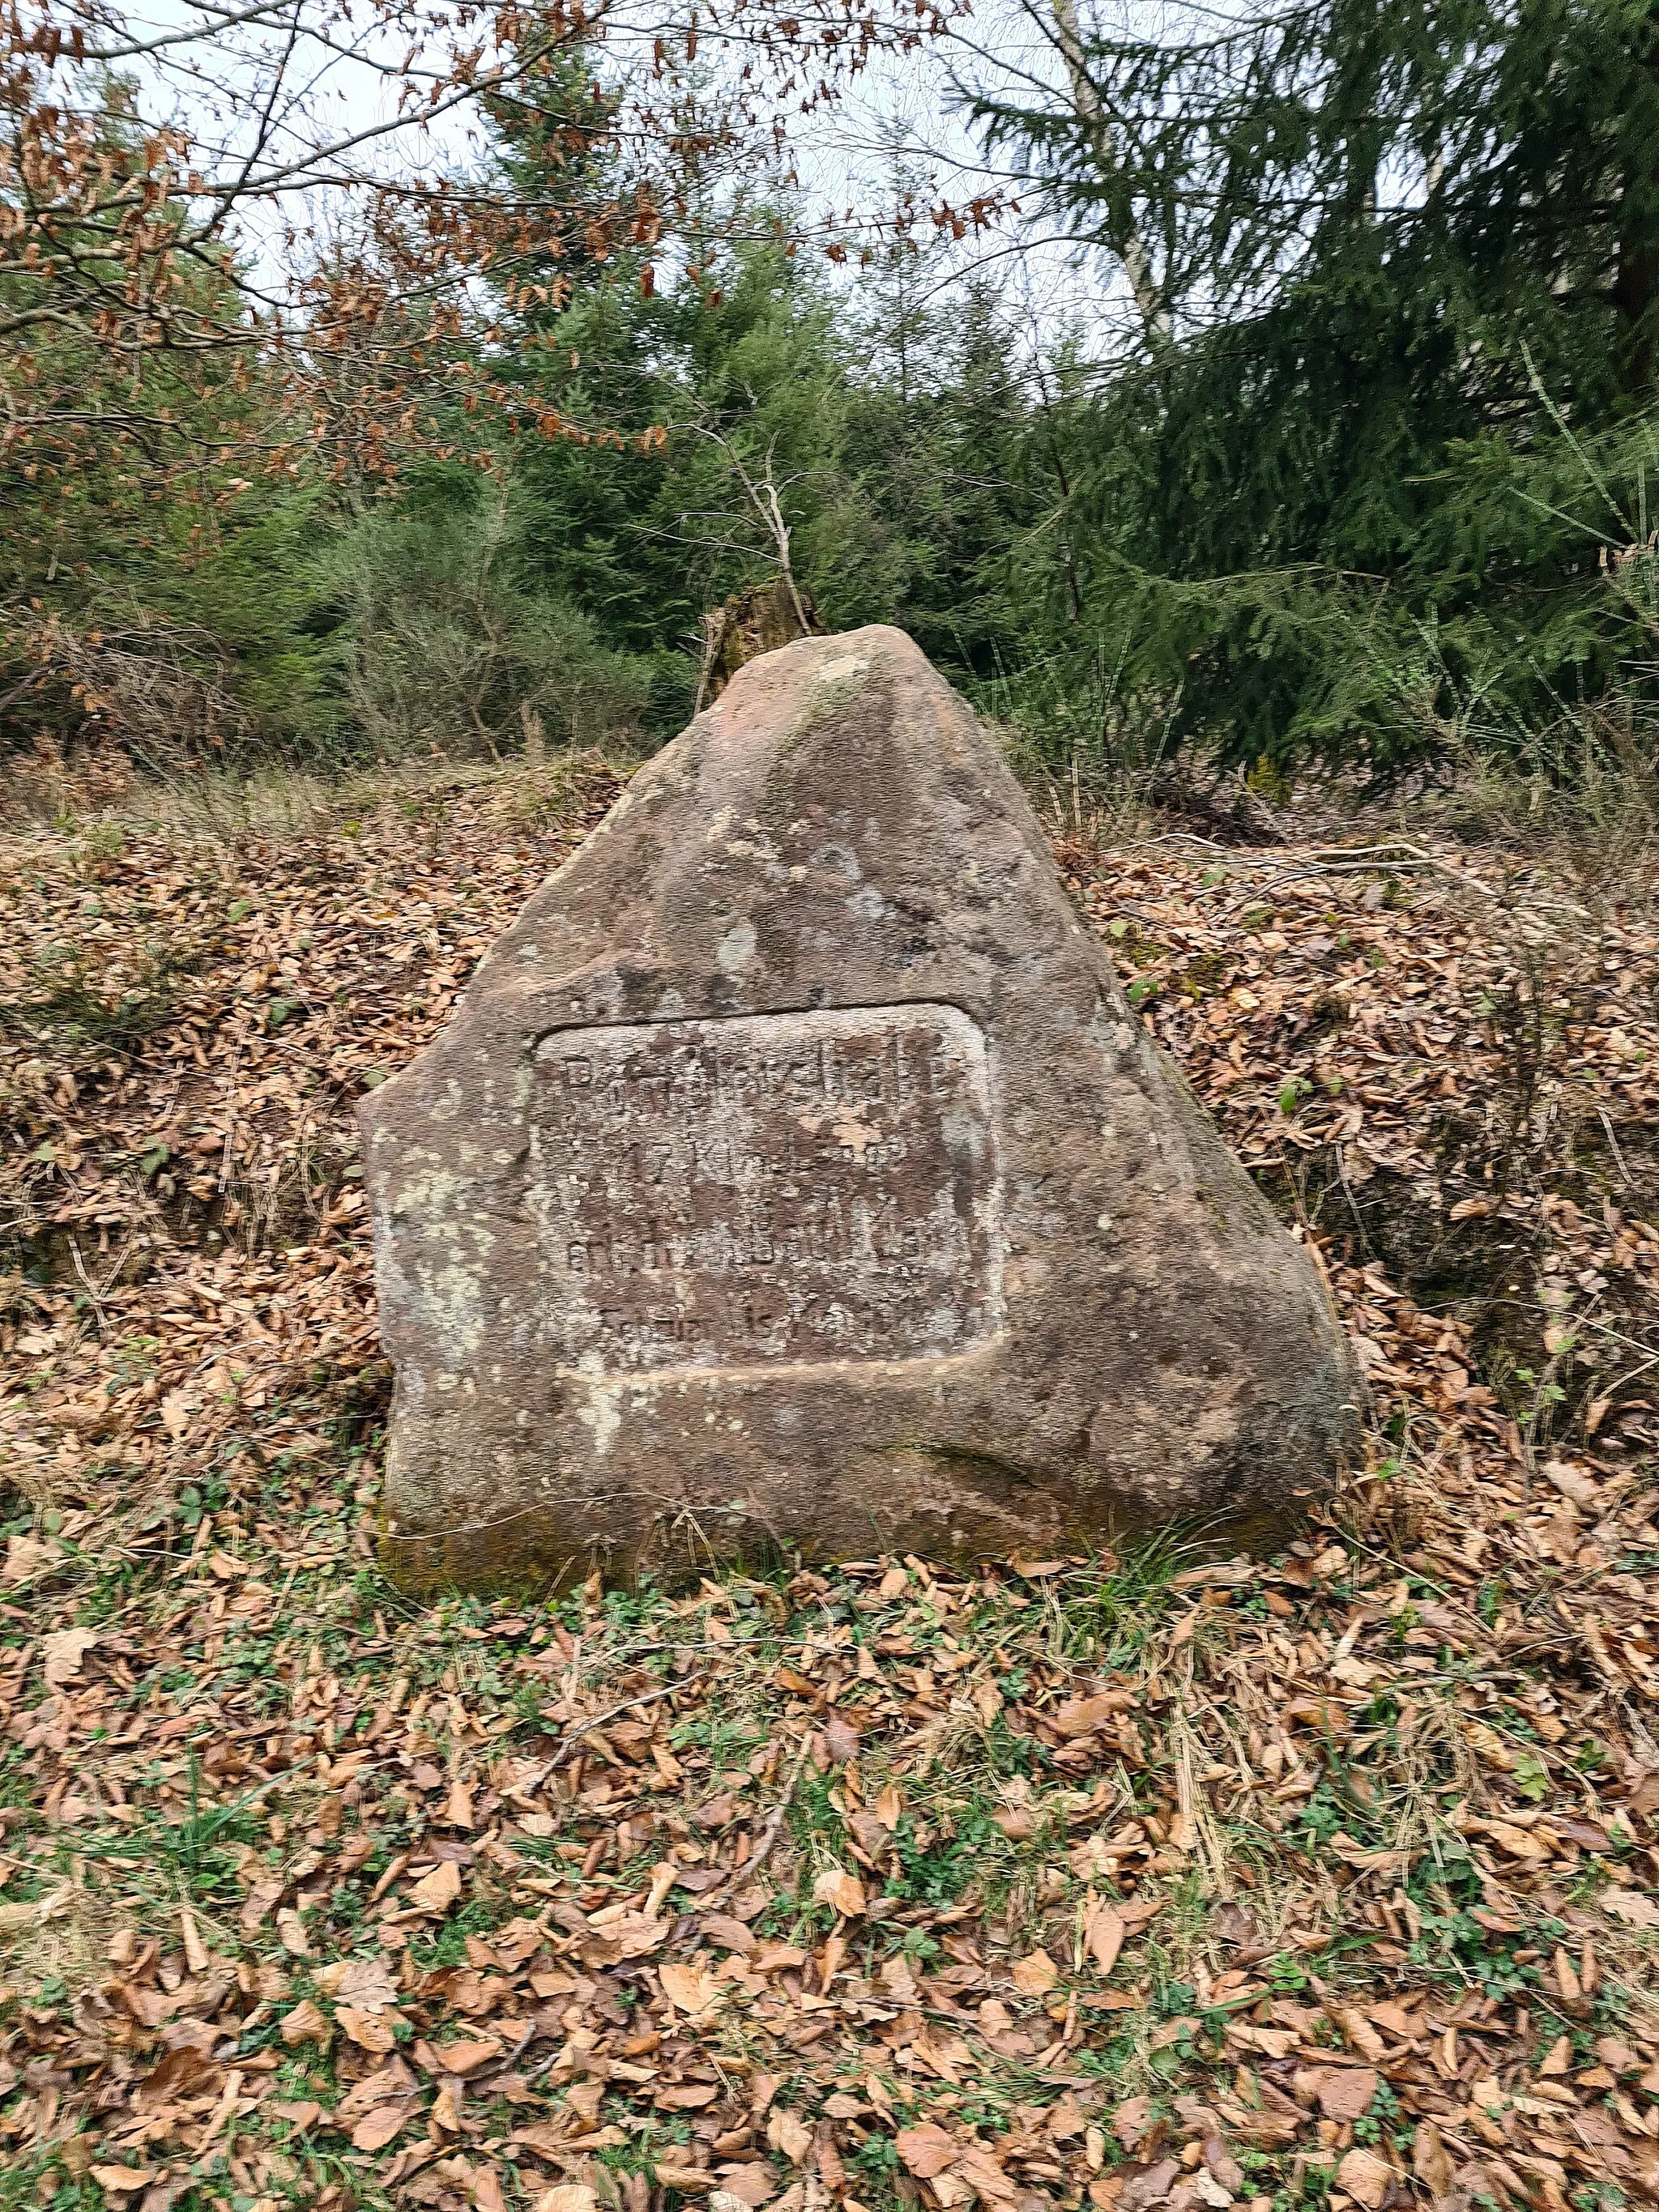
[[105, 0, 1141, 364]]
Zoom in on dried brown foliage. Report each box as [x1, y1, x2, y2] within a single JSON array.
[[0, 763, 1656, 2212], [0, 0, 976, 484]]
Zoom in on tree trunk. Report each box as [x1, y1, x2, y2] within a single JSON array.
[[1049, 0, 1170, 343]]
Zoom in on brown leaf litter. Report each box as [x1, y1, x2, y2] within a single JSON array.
[[1, 761, 1656, 2212]]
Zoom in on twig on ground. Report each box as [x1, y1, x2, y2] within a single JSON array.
[[525, 1681, 688, 1796], [694, 1724, 815, 1909]]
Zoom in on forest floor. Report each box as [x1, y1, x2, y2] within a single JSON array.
[[2, 754, 1657, 2212]]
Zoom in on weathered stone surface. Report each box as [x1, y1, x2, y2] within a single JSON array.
[[361, 625, 1359, 1588]]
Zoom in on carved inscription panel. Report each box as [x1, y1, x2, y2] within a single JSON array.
[[525, 1004, 1001, 1372]]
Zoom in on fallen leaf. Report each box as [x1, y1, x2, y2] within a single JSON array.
[[335, 2060, 417, 2124], [1057, 1692, 1129, 1737], [337, 2003, 399, 2052], [701, 1914, 757, 1954], [1120, 2156, 1180, 2212], [2, 1534, 55, 1585], [1542, 1460, 1597, 1508], [0, 1886, 73, 1934], [1412, 2120, 1453, 2200], [1010, 1948, 1059, 1996], [1481, 1819, 1548, 1861], [279, 1998, 331, 2046], [1047, 2094, 1088, 2142], [513, 2124, 574, 2157], [178, 1906, 210, 1975], [275, 1908, 311, 1957], [269, 2100, 323, 2129], [714, 2172, 775, 2208], [897, 2122, 957, 2178], [160, 1387, 195, 1438], [822, 1714, 860, 1763], [409, 1859, 463, 1913], [535, 2189, 598, 2212], [1226, 2022, 1295, 2060], [1087, 1899, 1125, 1976], [1339, 2005, 1387, 2062], [659, 1961, 722, 2016], [1299, 2068, 1378, 2122], [316, 1955, 399, 2011], [425, 2038, 501, 2074], [43, 1626, 100, 1688], [1602, 1889, 1659, 1929], [812, 1866, 866, 1917], [351, 2103, 412, 2153], [769, 2109, 814, 2163], [957, 2146, 1019, 2204], [1113, 2096, 1155, 2151], [1204, 2137, 1244, 2194], [1336, 2148, 1394, 2210]]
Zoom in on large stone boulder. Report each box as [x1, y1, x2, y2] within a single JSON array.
[[361, 626, 1359, 1588]]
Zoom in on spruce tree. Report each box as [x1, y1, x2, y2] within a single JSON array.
[[966, 0, 1659, 769]]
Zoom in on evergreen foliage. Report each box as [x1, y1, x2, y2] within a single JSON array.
[[966, 0, 1659, 769], [4, 4, 1657, 789]]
